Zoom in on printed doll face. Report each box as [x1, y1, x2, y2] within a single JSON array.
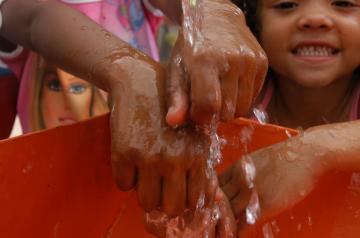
[[41, 67, 91, 129], [259, 0, 360, 87]]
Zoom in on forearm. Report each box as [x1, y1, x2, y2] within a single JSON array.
[[306, 120, 360, 172], [0, 0, 153, 90]]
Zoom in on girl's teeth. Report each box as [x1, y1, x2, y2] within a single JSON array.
[[296, 46, 334, 57]]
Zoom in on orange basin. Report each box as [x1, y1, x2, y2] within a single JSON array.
[[0, 114, 359, 237]]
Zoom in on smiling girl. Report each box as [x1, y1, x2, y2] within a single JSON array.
[[220, 0, 360, 233]]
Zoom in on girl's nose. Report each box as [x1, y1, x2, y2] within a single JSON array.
[[297, 13, 334, 31]]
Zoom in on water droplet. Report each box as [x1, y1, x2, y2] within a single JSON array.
[[22, 163, 33, 174], [286, 151, 298, 162], [80, 26, 87, 31], [297, 223, 302, 231], [240, 126, 254, 144], [242, 155, 256, 189], [285, 130, 292, 138], [271, 220, 281, 233], [262, 223, 274, 238], [253, 107, 269, 125], [196, 193, 205, 210], [246, 190, 261, 224], [307, 216, 313, 227], [296, 127, 305, 136], [299, 190, 306, 197], [208, 115, 224, 168]]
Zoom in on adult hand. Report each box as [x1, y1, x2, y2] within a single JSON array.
[[219, 131, 330, 232], [145, 188, 237, 238], [166, 0, 268, 126], [108, 56, 217, 217]]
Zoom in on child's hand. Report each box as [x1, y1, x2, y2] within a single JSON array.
[[219, 133, 329, 229], [108, 57, 218, 217], [144, 188, 237, 238], [166, 0, 268, 126]]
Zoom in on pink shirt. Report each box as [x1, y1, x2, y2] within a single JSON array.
[[253, 80, 360, 122], [0, 0, 162, 133]]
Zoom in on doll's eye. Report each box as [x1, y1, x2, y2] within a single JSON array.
[[45, 75, 62, 92], [68, 84, 87, 94], [273, 1, 299, 9], [332, 0, 356, 8]]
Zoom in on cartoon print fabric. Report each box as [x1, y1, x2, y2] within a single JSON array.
[[0, 0, 163, 133]]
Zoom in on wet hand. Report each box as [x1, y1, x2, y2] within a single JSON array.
[[218, 133, 328, 230], [144, 188, 237, 238], [166, 0, 268, 126], [108, 57, 217, 217]]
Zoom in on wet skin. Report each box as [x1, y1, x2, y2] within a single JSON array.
[[108, 56, 237, 236], [165, 0, 268, 126], [220, 0, 360, 233], [0, 0, 268, 227], [145, 188, 237, 238], [220, 120, 360, 235]]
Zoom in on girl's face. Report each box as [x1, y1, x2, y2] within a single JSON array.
[[41, 68, 91, 129], [259, 0, 360, 87]]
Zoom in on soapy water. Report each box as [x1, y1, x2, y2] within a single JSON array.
[[144, 1, 227, 234], [145, 115, 225, 237], [145, 108, 273, 235]]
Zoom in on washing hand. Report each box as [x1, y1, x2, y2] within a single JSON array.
[[145, 188, 237, 238], [219, 130, 332, 234], [166, 0, 268, 126], [108, 56, 219, 217]]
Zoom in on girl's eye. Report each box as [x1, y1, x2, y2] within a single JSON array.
[[273, 1, 298, 9], [332, 0, 356, 7], [45, 75, 62, 92], [68, 84, 87, 94]]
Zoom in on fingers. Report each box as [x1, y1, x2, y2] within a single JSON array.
[[111, 153, 136, 191], [220, 161, 244, 200], [144, 210, 167, 238], [190, 64, 222, 124], [137, 164, 162, 212], [187, 155, 217, 209], [218, 165, 234, 187], [162, 169, 187, 217], [235, 53, 257, 117], [230, 191, 252, 219], [216, 189, 237, 238], [166, 54, 189, 127], [221, 176, 241, 201], [219, 57, 240, 122]]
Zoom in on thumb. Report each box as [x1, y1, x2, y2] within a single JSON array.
[[166, 54, 189, 127]]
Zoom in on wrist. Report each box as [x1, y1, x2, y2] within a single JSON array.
[[301, 127, 336, 176]]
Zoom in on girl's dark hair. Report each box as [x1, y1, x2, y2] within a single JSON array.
[[232, 0, 260, 37]]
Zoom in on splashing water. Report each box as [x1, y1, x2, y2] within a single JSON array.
[[246, 190, 261, 225], [182, 0, 204, 51], [145, 115, 226, 237], [208, 115, 225, 169], [239, 125, 262, 226], [253, 107, 269, 125], [242, 155, 256, 189]]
